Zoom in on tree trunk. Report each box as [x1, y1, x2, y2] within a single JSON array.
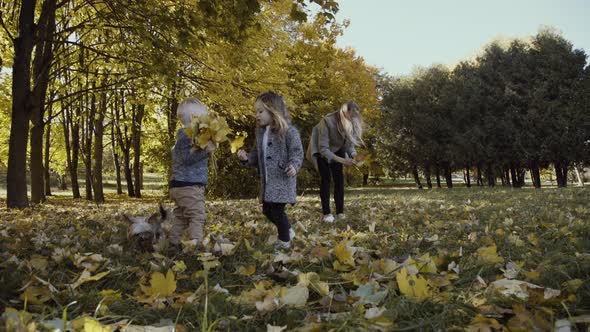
[[555, 160, 569, 188], [442, 162, 453, 188], [59, 173, 67, 190], [362, 173, 369, 186], [167, 96, 179, 145], [562, 161, 569, 187], [424, 164, 432, 189], [530, 160, 541, 188], [92, 89, 106, 203], [63, 102, 81, 198], [476, 163, 483, 186], [44, 94, 54, 196], [509, 163, 518, 188], [140, 163, 144, 189], [62, 107, 72, 195], [574, 163, 584, 186], [29, 0, 57, 204], [517, 168, 526, 187], [465, 164, 471, 188], [132, 104, 145, 198], [486, 162, 495, 187], [166, 91, 179, 185], [30, 121, 46, 203], [412, 165, 422, 189], [116, 91, 134, 196], [554, 161, 563, 187], [111, 108, 123, 195], [123, 152, 134, 196], [7, 0, 37, 209], [71, 109, 82, 199], [82, 88, 96, 201], [435, 164, 441, 188], [114, 151, 123, 194]]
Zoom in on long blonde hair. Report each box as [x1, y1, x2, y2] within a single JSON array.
[[335, 101, 363, 146], [255, 91, 290, 141]]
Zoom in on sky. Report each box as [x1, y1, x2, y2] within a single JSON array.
[[334, 0, 590, 76]]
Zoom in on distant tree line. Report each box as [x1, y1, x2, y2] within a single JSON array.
[[378, 30, 590, 189]]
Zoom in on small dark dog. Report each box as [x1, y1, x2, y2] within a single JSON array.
[[124, 204, 172, 252]]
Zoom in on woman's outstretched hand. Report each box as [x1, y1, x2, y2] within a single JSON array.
[[339, 157, 357, 166], [237, 149, 249, 161]]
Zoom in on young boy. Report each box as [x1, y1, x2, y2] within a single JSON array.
[[169, 97, 215, 252]]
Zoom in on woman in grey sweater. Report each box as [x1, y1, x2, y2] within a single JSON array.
[[307, 102, 363, 223]]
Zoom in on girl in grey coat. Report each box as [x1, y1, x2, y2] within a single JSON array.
[[238, 91, 304, 250]]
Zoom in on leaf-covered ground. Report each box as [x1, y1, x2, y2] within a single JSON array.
[[1, 186, 589, 331]]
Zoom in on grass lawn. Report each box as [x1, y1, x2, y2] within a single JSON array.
[[1, 186, 589, 331]]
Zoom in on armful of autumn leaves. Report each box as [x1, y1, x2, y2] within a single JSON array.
[[184, 113, 247, 154]]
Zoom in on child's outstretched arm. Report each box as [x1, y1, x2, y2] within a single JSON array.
[[237, 143, 258, 167]]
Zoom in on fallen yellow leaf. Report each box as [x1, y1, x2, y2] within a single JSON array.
[[334, 241, 356, 266], [477, 245, 504, 265], [71, 270, 110, 290], [396, 267, 430, 302], [83, 317, 111, 332], [98, 289, 122, 305], [142, 270, 176, 298], [28, 255, 49, 272], [237, 265, 256, 276], [297, 272, 329, 296], [20, 286, 51, 305], [465, 314, 502, 332]]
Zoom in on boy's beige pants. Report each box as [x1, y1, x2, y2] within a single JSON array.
[[169, 185, 206, 244]]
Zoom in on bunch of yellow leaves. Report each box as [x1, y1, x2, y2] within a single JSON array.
[[185, 113, 247, 154], [185, 114, 232, 150]]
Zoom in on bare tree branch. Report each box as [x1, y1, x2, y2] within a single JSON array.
[[59, 39, 148, 65], [49, 75, 142, 105], [0, 12, 15, 41]]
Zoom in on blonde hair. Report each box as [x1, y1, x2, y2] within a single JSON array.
[[178, 97, 208, 127], [255, 91, 290, 141], [336, 101, 363, 146]]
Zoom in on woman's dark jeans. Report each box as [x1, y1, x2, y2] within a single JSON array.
[[316, 149, 345, 215]]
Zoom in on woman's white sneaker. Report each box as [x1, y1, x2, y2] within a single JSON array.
[[289, 228, 296, 241], [323, 214, 335, 223], [336, 213, 346, 220]]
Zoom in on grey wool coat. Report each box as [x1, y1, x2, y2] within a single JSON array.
[[245, 125, 304, 204]]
